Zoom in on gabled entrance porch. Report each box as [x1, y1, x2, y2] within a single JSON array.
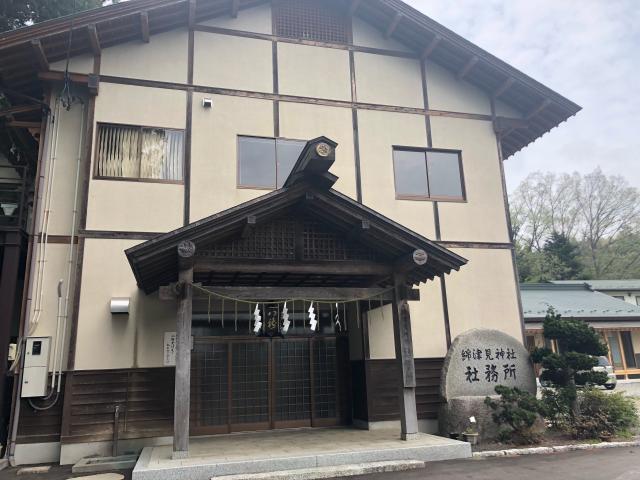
[[126, 136, 468, 465]]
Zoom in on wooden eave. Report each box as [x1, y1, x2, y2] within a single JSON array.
[[0, 0, 580, 159], [126, 137, 467, 294]]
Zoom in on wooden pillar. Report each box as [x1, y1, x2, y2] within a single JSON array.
[[173, 240, 195, 459], [392, 272, 419, 440]]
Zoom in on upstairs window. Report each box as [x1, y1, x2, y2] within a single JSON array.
[[237, 136, 306, 189], [95, 123, 184, 182], [392, 147, 465, 201], [273, 0, 350, 44]]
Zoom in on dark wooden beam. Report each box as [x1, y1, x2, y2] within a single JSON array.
[[385, 12, 403, 39], [457, 55, 478, 80], [193, 286, 395, 301], [87, 24, 101, 56], [526, 99, 551, 120], [349, 0, 362, 15], [30, 40, 49, 71], [230, 0, 240, 18], [38, 70, 89, 84], [139, 11, 150, 43], [0, 104, 41, 119], [241, 215, 256, 238], [193, 258, 392, 277], [493, 77, 515, 99], [187, 0, 197, 28], [421, 34, 442, 60], [6, 121, 41, 129]]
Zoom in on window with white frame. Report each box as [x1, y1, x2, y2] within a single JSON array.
[[95, 123, 184, 182]]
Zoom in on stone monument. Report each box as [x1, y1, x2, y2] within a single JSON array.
[[439, 328, 537, 442]]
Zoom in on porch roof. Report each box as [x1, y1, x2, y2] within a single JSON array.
[[126, 137, 467, 294]]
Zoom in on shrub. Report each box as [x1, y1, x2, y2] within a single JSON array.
[[532, 308, 608, 416], [571, 388, 638, 440], [485, 385, 545, 444], [540, 387, 573, 430]]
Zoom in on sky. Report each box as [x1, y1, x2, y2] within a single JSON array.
[[405, 0, 640, 192]]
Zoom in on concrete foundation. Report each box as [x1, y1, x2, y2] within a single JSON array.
[[132, 428, 471, 480]]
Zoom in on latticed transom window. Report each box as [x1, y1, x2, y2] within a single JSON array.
[[95, 123, 184, 181], [273, 0, 350, 44]]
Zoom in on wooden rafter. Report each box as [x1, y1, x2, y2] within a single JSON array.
[[457, 56, 478, 80], [230, 0, 240, 18], [87, 24, 101, 56], [385, 12, 403, 39], [526, 99, 551, 120], [7, 120, 41, 129], [0, 104, 41, 119], [139, 11, 150, 43], [421, 34, 441, 60], [29, 39, 49, 71], [493, 77, 515, 99]]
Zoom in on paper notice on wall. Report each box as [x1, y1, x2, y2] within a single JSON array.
[[164, 332, 176, 366], [163, 332, 194, 366]]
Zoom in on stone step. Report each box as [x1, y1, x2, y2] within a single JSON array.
[[213, 460, 426, 480]]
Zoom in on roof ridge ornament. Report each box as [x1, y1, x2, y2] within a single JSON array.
[[282, 136, 338, 190]]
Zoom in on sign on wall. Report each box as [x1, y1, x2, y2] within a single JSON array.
[[163, 332, 194, 367], [164, 332, 176, 366]]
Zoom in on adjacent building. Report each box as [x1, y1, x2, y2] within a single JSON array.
[[521, 283, 640, 380], [0, 0, 580, 466]]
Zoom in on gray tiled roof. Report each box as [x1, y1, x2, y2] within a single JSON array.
[[551, 279, 640, 291], [520, 283, 640, 320]]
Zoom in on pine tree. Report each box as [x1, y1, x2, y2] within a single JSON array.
[[531, 308, 608, 416]]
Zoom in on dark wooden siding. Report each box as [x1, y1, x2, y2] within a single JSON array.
[[16, 375, 65, 444], [364, 358, 444, 422], [60, 368, 174, 444]]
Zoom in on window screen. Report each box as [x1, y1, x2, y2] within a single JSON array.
[[427, 151, 463, 198], [96, 124, 184, 181], [393, 147, 464, 201], [273, 0, 350, 44], [393, 150, 428, 197], [238, 136, 305, 189]]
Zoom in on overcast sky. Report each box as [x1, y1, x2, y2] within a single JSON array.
[[405, 0, 640, 192]]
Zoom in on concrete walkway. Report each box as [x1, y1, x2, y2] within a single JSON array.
[[353, 446, 640, 480], [132, 428, 470, 480]]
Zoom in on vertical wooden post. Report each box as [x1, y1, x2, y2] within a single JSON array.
[[173, 240, 195, 459], [392, 272, 419, 440]]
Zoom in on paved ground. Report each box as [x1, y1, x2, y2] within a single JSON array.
[[354, 447, 640, 480], [1, 447, 638, 480], [0, 467, 131, 480]]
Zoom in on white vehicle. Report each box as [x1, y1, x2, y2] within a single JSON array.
[[594, 356, 617, 390]]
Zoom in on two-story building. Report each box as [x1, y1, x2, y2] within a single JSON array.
[[0, 0, 580, 467]]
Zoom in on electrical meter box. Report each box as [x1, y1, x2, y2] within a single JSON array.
[[21, 337, 51, 398]]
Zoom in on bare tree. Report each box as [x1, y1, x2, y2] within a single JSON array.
[[510, 172, 550, 250], [575, 169, 640, 276], [510, 168, 640, 279]]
